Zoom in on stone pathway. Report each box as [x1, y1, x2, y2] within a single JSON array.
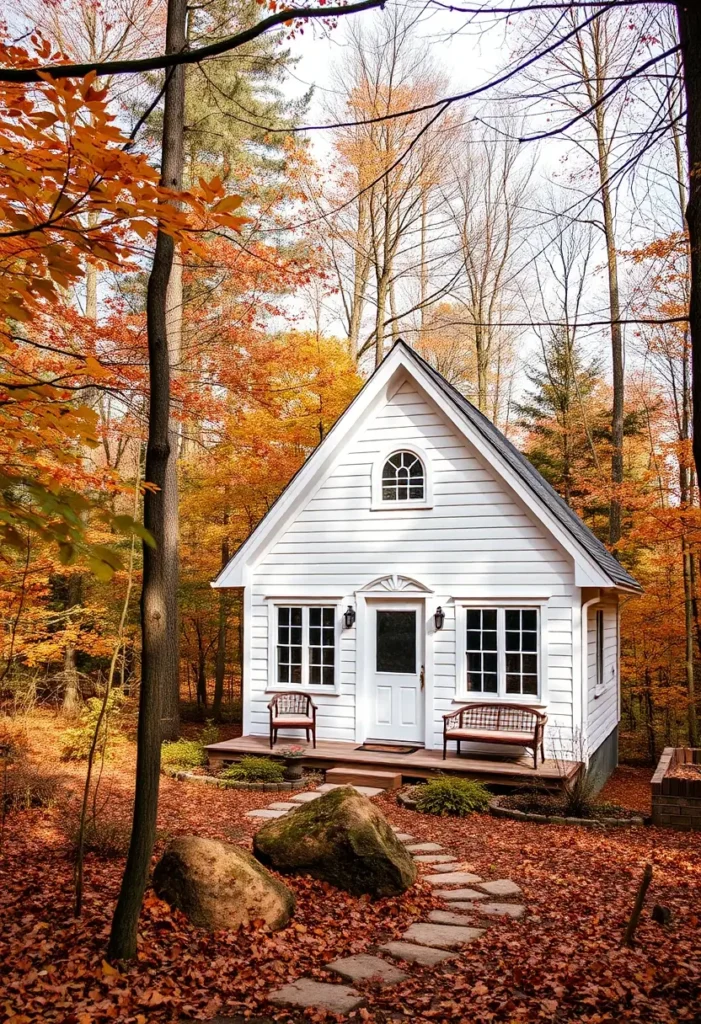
[[251, 786, 529, 1015]]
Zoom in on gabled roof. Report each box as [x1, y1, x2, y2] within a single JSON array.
[[214, 339, 641, 592], [404, 343, 640, 592]]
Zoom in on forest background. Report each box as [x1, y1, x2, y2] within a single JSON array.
[[1, 0, 698, 781]]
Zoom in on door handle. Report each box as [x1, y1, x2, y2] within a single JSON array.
[[420, 665, 425, 690]]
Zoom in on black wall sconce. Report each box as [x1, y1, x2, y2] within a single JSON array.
[[344, 605, 356, 628], [434, 606, 445, 631]]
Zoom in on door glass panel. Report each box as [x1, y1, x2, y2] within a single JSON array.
[[376, 610, 416, 673]]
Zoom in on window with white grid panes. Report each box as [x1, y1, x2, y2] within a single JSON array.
[[465, 609, 498, 694], [275, 606, 336, 687], [505, 608, 539, 696], [276, 607, 302, 685], [381, 451, 425, 501], [309, 607, 335, 686]]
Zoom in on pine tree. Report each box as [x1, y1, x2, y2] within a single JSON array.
[[517, 330, 602, 508]]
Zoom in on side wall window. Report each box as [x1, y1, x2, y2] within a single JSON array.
[[595, 608, 604, 690]]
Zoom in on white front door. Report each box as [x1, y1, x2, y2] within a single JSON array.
[[368, 601, 425, 743]]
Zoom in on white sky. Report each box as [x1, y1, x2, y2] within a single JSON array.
[[281, 4, 681, 405]]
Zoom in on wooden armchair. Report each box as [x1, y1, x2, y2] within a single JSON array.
[[268, 692, 317, 749]]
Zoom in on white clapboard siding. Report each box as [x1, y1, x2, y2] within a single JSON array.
[[247, 379, 578, 750], [587, 598, 619, 756]]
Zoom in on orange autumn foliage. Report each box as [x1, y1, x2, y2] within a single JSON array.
[[0, 31, 247, 574]]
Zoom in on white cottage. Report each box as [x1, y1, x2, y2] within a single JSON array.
[[212, 341, 640, 786]]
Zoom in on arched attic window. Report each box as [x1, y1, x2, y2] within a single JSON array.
[[381, 450, 425, 502]]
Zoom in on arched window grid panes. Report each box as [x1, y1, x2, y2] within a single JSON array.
[[381, 450, 425, 502]]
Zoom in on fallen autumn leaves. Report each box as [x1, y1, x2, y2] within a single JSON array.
[[0, 719, 699, 1023]]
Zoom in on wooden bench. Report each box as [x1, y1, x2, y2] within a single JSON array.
[[443, 703, 547, 768]]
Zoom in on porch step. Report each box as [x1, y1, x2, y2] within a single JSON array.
[[325, 767, 402, 790]]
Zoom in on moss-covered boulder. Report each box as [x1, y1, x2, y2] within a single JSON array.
[[152, 835, 295, 932], [253, 786, 417, 896]]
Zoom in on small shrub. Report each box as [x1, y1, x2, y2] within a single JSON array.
[[561, 766, 598, 818], [220, 756, 285, 783], [3, 762, 63, 811], [415, 776, 491, 817], [200, 720, 220, 747], [60, 689, 124, 761], [161, 738, 207, 770], [66, 814, 133, 858]]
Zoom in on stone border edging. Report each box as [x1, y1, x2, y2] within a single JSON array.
[[489, 796, 645, 828], [171, 770, 306, 792], [397, 792, 417, 810]]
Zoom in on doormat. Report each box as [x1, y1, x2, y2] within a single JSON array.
[[356, 742, 420, 755]]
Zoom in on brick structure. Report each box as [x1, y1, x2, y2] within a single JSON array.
[[651, 747, 701, 831]]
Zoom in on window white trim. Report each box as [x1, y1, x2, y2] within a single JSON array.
[[455, 600, 549, 704], [371, 442, 433, 510], [266, 600, 343, 694]]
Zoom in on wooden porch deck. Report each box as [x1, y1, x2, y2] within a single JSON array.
[[206, 735, 580, 791]]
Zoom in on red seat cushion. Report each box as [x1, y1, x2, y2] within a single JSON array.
[[446, 729, 533, 743], [272, 718, 314, 728]]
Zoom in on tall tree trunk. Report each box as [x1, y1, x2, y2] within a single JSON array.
[[160, 253, 182, 740], [475, 324, 489, 413], [677, 1, 701, 744], [62, 643, 80, 713], [348, 195, 370, 361], [375, 272, 389, 366], [594, 119, 624, 548], [107, 0, 187, 961], [212, 538, 229, 723], [419, 191, 428, 342]]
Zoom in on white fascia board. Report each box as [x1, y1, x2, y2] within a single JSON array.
[[405, 358, 617, 591], [211, 345, 408, 588]]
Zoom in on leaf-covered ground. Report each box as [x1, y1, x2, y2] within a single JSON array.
[[1, 717, 699, 1024]]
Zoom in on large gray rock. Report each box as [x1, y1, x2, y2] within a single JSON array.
[[253, 786, 417, 897], [152, 835, 295, 932]]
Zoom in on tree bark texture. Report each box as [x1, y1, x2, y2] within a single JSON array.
[[160, 253, 182, 740], [213, 537, 229, 722], [678, 1, 701, 745], [107, 0, 187, 960]]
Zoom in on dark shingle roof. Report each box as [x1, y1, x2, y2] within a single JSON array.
[[401, 341, 641, 592]]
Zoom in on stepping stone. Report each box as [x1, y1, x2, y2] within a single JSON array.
[[267, 802, 298, 811], [428, 909, 480, 926], [424, 871, 483, 886], [290, 791, 323, 803], [405, 842, 444, 854], [413, 854, 457, 864], [267, 979, 364, 1014], [379, 941, 458, 966], [318, 784, 384, 797], [402, 923, 485, 949], [326, 954, 408, 986], [394, 833, 416, 843], [471, 902, 526, 919], [420, 862, 465, 873], [478, 879, 522, 897], [246, 809, 287, 818], [432, 888, 488, 901]]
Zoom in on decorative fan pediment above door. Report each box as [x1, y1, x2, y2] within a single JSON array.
[[359, 574, 433, 594]]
